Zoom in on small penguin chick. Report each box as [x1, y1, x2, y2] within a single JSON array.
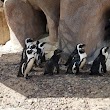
[[90, 46, 109, 76], [44, 49, 62, 75]]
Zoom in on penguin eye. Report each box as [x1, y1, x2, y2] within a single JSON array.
[[79, 45, 81, 48], [27, 50, 32, 54], [27, 39, 33, 43], [79, 45, 84, 48], [31, 45, 36, 49], [104, 49, 107, 53], [40, 42, 46, 47]]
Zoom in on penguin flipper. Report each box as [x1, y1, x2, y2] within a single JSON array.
[[101, 60, 107, 73]]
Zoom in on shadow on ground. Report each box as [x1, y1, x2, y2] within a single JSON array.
[[0, 53, 110, 99]]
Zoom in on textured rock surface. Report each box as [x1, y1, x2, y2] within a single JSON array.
[[59, 0, 110, 60], [4, 0, 110, 61], [4, 0, 60, 48], [4, 0, 47, 47], [28, 0, 60, 43]]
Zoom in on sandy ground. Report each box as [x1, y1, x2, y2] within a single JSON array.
[[0, 53, 110, 110], [0, 38, 110, 110]]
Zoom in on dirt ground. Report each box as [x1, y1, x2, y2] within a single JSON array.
[[0, 53, 110, 110]]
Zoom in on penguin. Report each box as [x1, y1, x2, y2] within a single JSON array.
[[21, 38, 33, 62], [28, 43, 37, 53], [66, 43, 87, 74], [17, 48, 36, 79], [90, 47, 109, 76], [36, 41, 46, 63], [33, 40, 46, 67], [34, 46, 43, 67], [44, 49, 62, 75]]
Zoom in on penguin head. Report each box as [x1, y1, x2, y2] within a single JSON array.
[[36, 40, 40, 46], [54, 49, 63, 56], [76, 43, 86, 53], [38, 42, 46, 50], [25, 38, 33, 48], [26, 49, 35, 58], [100, 47, 109, 58], [28, 44, 37, 52]]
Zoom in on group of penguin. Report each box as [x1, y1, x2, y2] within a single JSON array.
[[17, 38, 109, 79]]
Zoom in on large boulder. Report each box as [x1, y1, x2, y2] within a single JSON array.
[[4, 0, 60, 48], [28, 0, 60, 43], [4, 0, 110, 63], [59, 0, 110, 61], [0, 0, 9, 45]]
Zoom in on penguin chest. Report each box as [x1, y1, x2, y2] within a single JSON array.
[[24, 58, 35, 75], [72, 62, 77, 74], [99, 63, 103, 73], [79, 58, 86, 69]]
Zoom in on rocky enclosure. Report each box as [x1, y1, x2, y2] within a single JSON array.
[[3, 0, 110, 61]]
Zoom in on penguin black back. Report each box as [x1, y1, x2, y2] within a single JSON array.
[[65, 43, 86, 66], [90, 47, 109, 76], [66, 43, 87, 74]]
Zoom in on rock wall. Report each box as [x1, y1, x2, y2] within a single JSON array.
[[59, 0, 110, 60], [4, 0, 48, 47], [4, 0, 60, 47], [4, 0, 110, 61]]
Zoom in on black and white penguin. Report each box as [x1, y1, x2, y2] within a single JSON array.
[[90, 47, 109, 76], [21, 38, 33, 61], [17, 48, 36, 79], [44, 49, 62, 75], [66, 43, 87, 74], [34, 47, 43, 67], [36, 41, 46, 63]]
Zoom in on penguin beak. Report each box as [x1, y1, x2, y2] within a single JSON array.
[[81, 44, 86, 50], [106, 47, 109, 51], [82, 44, 86, 47]]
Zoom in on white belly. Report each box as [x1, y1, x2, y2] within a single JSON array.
[[24, 58, 35, 77], [79, 58, 86, 69], [79, 52, 87, 69], [72, 62, 77, 74], [99, 63, 102, 73], [80, 53, 87, 61]]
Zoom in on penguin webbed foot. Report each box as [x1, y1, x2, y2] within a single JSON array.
[[25, 74, 32, 79], [44, 72, 48, 75], [44, 72, 53, 75], [65, 71, 74, 74], [17, 73, 24, 77], [89, 72, 104, 76]]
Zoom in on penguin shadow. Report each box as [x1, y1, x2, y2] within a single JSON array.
[[1, 53, 110, 99]]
